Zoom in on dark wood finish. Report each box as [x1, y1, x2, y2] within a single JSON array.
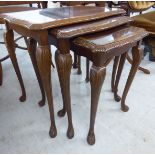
[[121, 44, 142, 112], [52, 16, 132, 39], [4, 6, 143, 145], [57, 1, 104, 72], [50, 15, 131, 139], [55, 50, 74, 138], [113, 53, 127, 102], [86, 58, 90, 82], [4, 21, 26, 102], [111, 56, 120, 92], [72, 26, 148, 144], [58, 0, 106, 72], [77, 55, 82, 75], [88, 65, 106, 145], [2, 7, 125, 30], [27, 38, 46, 107], [36, 31, 57, 138], [0, 1, 47, 104], [51, 15, 132, 81]]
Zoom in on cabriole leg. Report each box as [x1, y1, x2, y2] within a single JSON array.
[[28, 38, 46, 107], [87, 65, 106, 145], [55, 50, 74, 139], [4, 27, 26, 102], [121, 46, 142, 112], [36, 44, 57, 138], [114, 53, 127, 102]]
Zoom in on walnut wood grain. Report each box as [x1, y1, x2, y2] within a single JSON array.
[[111, 56, 120, 92], [27, 38, 46, 107], [52, 16, 133, 39], [85, 58, 90, 82], [72, 26, 148, 145], [2, 7, 125, 30], [54, 34, 74, 139], [4, 21, 26, 102], [73, 27, 148, 55], [36, 40, 57, 138], [114, 52, 127, 102], [55, 50, 74, 139], [3, 6, 147, 145], [2, 6, 126, 143], [0, 1, 46, 91], [88, 65, 106, 145], [51, 16, 132, 82], [121, 44, 142, 112], [77, 55, 82, 74]]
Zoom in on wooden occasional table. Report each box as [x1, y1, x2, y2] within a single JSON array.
[[1, 6, 126, 139], [0, 1, 48, 102], [71, 26, 148, 144], [50, 19, 148, 144]]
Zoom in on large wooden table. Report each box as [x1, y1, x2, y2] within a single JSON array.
[[1, 6, 126, 139]]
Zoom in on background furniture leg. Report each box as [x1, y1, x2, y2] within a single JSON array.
[[77, 55, 82, 74], [121, 45, 142, 112], [127, 53, 150, 74], [28, 38, 46, 107], [72, 53, 78, 69], [85, 58, 90, 82], [113, 53, 127, 102], [111, 56, 120, 92]]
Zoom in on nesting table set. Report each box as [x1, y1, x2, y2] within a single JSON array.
[[1, 6, 148, 145]]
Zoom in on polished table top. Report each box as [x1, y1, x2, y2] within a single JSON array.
[[1, 6, 125, 30], [2, 5, 145, 145], [73, 26, 148, 53], [51, 16, 133, 39]]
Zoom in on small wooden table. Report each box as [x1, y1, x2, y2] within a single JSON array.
[[72, 26, 148, 144], [1, 6, 126, 139]]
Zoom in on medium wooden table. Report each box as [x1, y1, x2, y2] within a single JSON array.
[[1, 6, 125, 139]]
